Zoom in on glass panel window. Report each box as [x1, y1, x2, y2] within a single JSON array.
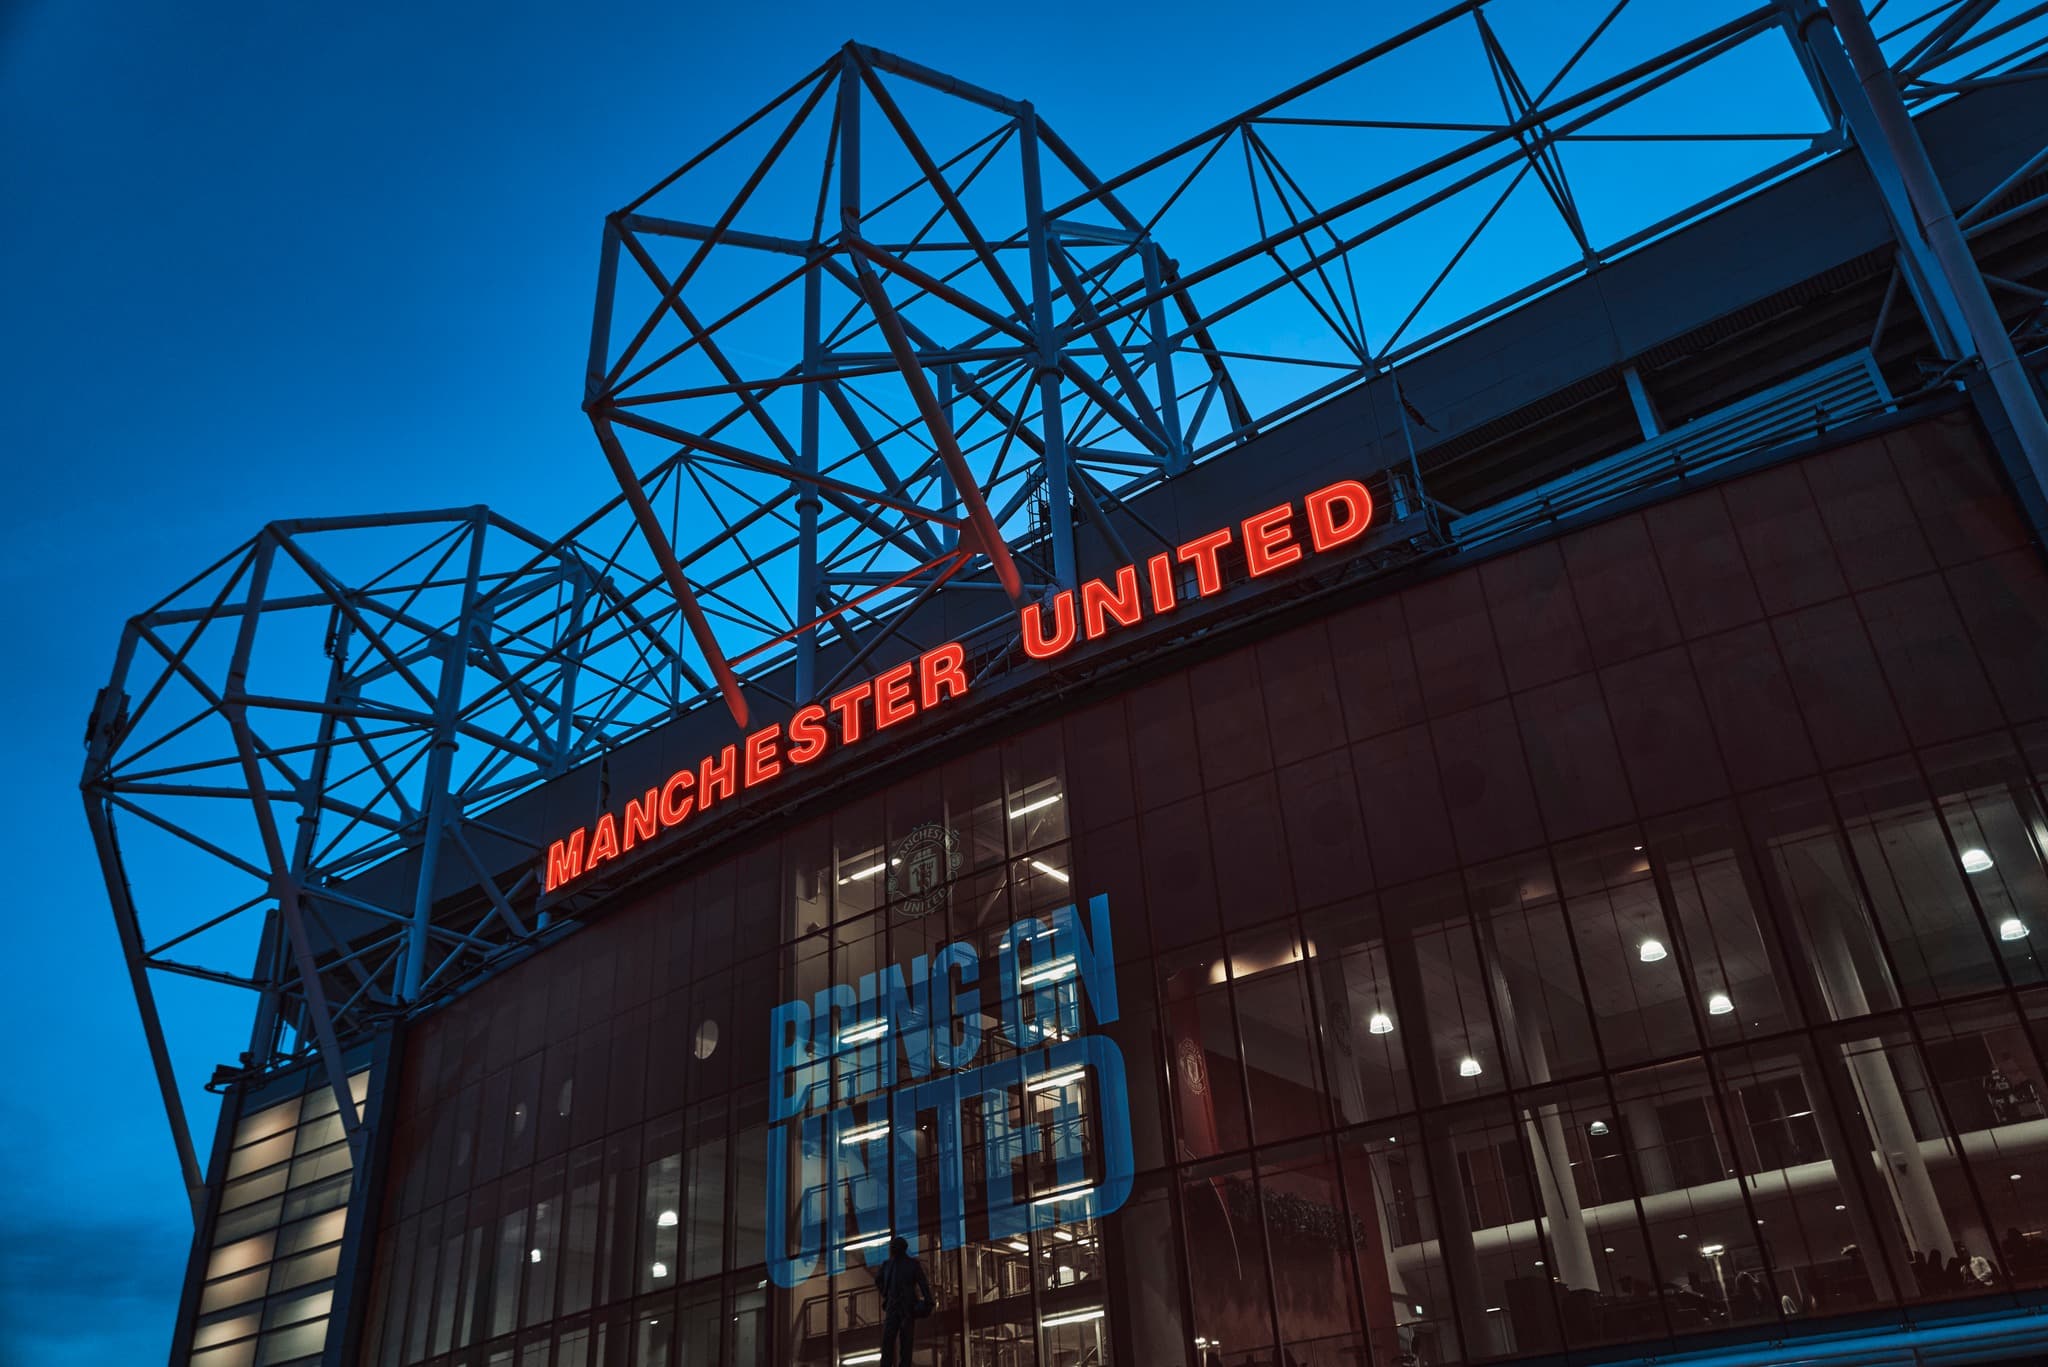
[[1924, 735, 2048, 990], [1747, 782, 1904, 1022], [1340, 1122, 1463, 1364], [1259, 1140, 1361, 1355], [1468, 853, 1601, 1085], [1651, 805, 1801, 1044], [1556, 832, 1696, 1070], [1812, 1016, 2001, 1301], [1708, 1040, 1899, 1318], [1303, 900, 1413, 1123], [1834, 759, 2005, 1003], [1228, 924, 1328, 1144], [1384, 878, 1503, 1107], [1181, 1156, 1275, 1363]]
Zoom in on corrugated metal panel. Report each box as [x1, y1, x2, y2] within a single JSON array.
[[1448, 350, 1894, 549]]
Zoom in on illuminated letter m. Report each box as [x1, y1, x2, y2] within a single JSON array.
[[545, 829, 586, 892]]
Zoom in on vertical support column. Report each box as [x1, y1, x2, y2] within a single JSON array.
[[796, 254, 825, 703], [1526, 1102, 1600, 1292], [1142, 241, 1188, 474], [83, 781, 208, 1219], [273, 623, 365, 1149], [1020, 106, 1078, 590], [838, 48, 861, 252], [1622, 365, 1661, 441], [550, 563, 589, 774], [1618, 1099, 1673, 1191], [1802, 892, 1955, 1268], [1729, 839, 1907, 1302], [1780, 0, 1969, 360], [222, 534, 361, 1138], [1819, 0, 2048, 504], [1383, 925, 1486, 1358], [936, 363, 959, 548], [401, 516, 486, 1003], [1484, 951, 1599, 1294]]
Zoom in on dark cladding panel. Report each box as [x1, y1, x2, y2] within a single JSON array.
[[1354, 722, 1460, 887], [1801, 433, 1935, 592], [1405, 570, 1509, 718], [1891, 409, 2033, 566], [1723, 462, 1852, 616], [1560, 513, 1684, 666], [1431, 697, 1547, 863], [1772, 597, 1910, 769], [1689, 621, 1821, 791], [1859, 571, 2005, 747], [1599, 645, 1732, 817], [1644, 488, 1766, 639], [1481, 540, 1597, 692], [1513, 671, 1638, 842], [1327, 595, 1427, 742], [361, 412, 2048, 1367], [1951, 550, 2048, 725], [1255, 622, 1348, 768]]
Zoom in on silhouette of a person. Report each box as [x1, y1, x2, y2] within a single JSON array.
[[874, 1235, 934, 1367]]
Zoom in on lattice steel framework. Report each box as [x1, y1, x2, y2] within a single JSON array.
[[82, 505, 715, 1212], [585, 0, 2048, 727], [86, 0, 2048, 1218]]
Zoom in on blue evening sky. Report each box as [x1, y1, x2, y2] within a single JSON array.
[[0, 0, 1854, 1359]]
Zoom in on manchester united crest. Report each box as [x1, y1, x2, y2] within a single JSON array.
[[1176, 1037, 1209, 1096], [887, 821, 961, 919]]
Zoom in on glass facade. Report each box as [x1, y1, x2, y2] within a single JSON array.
[[188, 1067, 372, 1367], [360, 410, 2048, 1365]]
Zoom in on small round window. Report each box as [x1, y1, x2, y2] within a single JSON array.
[[693, 1020, 720, 1060]]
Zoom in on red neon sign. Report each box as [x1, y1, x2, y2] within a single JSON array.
[[1020, 477, 1374, 661], [541, 477, 1377, 894], [544, 643, 971, 892]]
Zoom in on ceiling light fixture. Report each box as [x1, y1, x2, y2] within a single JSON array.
[[839, 1018, 889, 1046], [1026, 1068, 1088, 1093], [1018, 954, 1077, 987], [836, 858, 899, 886], [1041, 1307, 1106, 1329], [1032, 1182, 1096, 1206]]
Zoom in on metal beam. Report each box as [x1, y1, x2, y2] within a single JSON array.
[[1818, 0, 2048, 486], [843, 239, 1025, 599]]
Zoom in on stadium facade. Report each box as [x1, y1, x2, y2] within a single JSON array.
[[86, 4, 2048, 1366]]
